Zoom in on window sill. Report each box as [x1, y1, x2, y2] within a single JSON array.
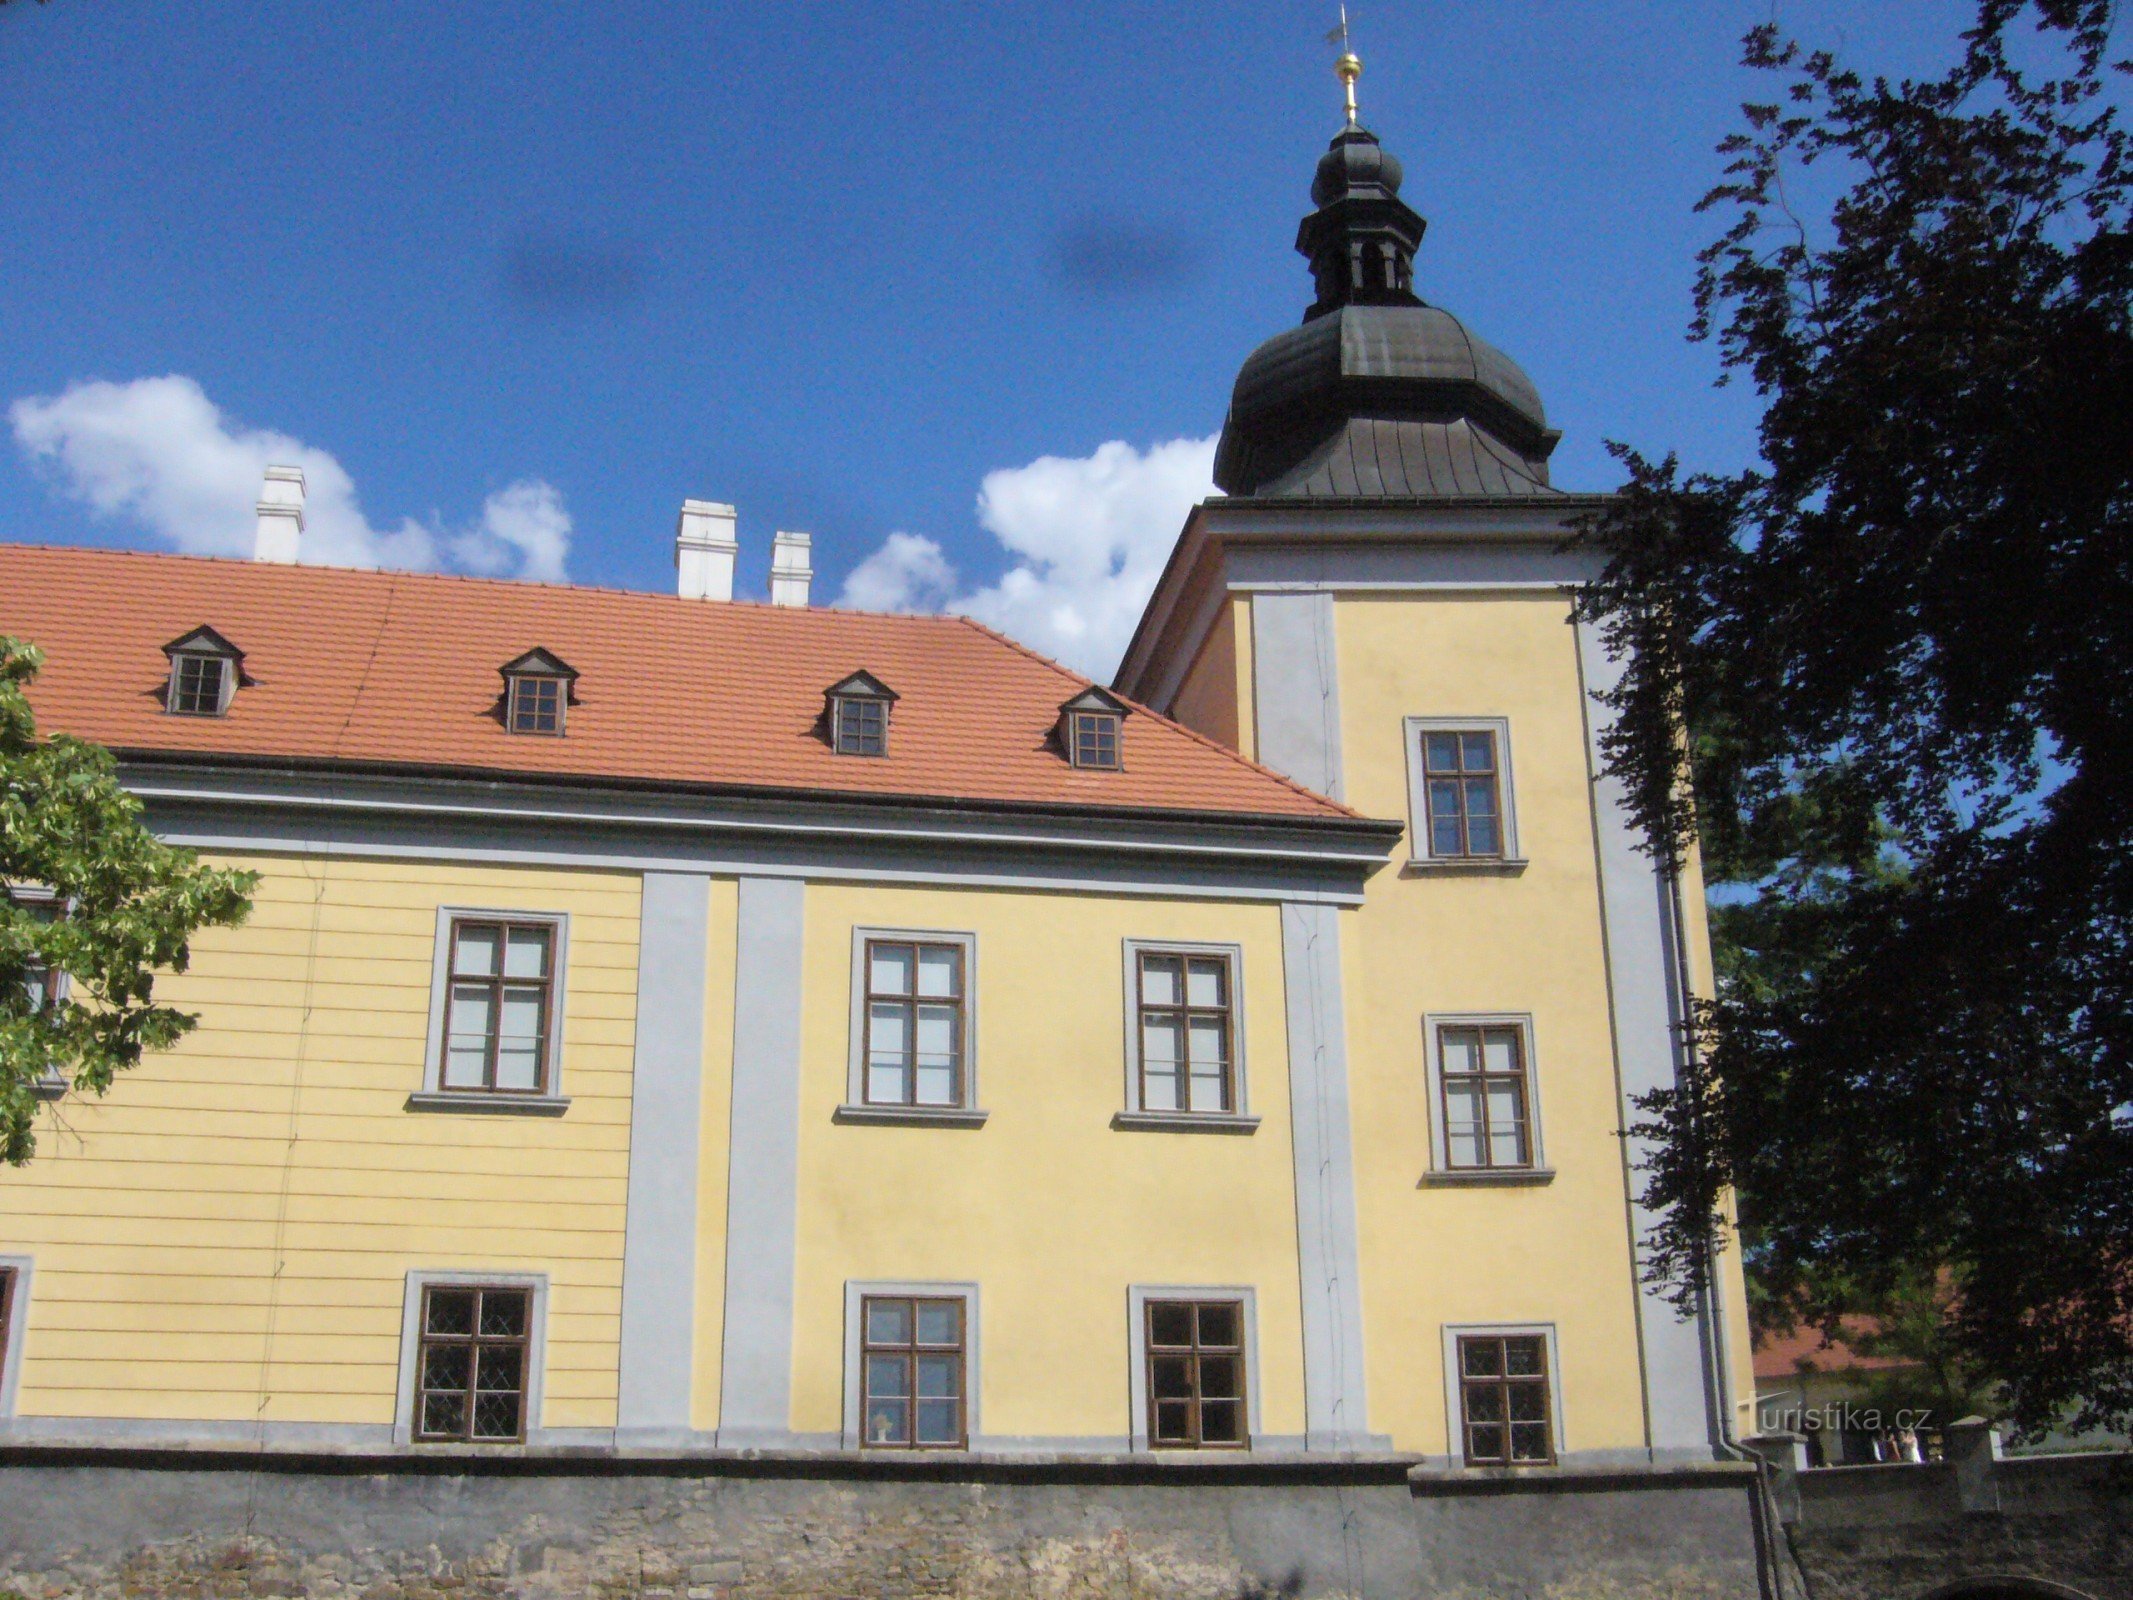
[[1419, 1167, 1555, 1188], [1402, 857, 1529, 876], [1112, 1111, 1262, 1135], [834, 1104, 989, 1128], [30, 1077, 67, 1102], [404, 1091, 571, 1117]]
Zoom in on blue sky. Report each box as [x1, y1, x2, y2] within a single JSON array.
[[1, 1, 1985, 675]]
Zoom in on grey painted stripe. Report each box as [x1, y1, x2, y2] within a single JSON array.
[[1252, 592, 1345, 802], [1574, 617, 1722, 1455], [716, 875, 807, 1448], [616, 872, 712, 1442], [1280, 901, 1381, 1450]]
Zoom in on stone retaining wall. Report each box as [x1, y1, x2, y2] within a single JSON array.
[[0, 1449, 1769, 1600]]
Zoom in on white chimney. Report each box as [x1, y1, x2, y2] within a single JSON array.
[[675, 499, 738, 601], [769, 531, 812, 607], [253, 465, 306, 564]]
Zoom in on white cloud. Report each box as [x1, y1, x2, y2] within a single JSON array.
[[837, 435, 1217, 679], [839, 530, 959, 614], [9, 375, 570, 581]]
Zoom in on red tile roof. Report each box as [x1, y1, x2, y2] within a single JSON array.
[[1752, 1318, 1914, 1381], [0, 545, 1361, 823]]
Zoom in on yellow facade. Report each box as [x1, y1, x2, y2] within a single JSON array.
[[1, 563, 1747, 1464], [1333, 592, 1659, 1454], [3, 858, 640, 1432]]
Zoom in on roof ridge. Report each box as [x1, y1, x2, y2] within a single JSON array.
[[947, 613, 1365, 820], [0, 542, 995, 627]]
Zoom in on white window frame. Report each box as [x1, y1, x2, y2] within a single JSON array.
[[1116, 940, 1258, 1132], [409, 908, 572, 1115], [840, 1279, 981, 1450], [1402, 716, 1525, 870], [165, 647, 237, 717], [1440, 1321, 1566, 1466], [838, 927, 986, 1126], [6, 884, 70, 1100], [1419, 1013, 1553, 1185], [393, 1269, 550, 1447], [1127, 1283, 1262, 1452], [0, 1255, 31, 1420]]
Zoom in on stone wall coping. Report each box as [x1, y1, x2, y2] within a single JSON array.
[[1406, 1459, 1759, 1497], [0, 1440, 1427, 1486]]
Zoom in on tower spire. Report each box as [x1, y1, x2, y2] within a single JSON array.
[[1329, 6, 1362, 128]]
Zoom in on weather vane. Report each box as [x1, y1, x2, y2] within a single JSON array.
[[1325, 5, 1362, 128]]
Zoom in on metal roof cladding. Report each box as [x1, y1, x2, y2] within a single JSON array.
[[1213, 117, 1565, 500], [0, 544, 1365, 824]]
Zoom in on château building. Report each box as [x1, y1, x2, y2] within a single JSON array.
[[0, 64, 1778, 1600]]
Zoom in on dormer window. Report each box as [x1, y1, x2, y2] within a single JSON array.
[[1058, 686, 1128, 771], [825, 671, 898, 757], [161, 626, 244, 718], [499, 649, 578, 737]]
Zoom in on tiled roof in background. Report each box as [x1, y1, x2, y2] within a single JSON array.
[[0, 545, 1360, 822]]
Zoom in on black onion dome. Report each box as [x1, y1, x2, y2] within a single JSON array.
[[1213, 121, 1563, 499]]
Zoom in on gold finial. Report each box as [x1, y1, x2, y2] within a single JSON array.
[[1326, 5, 1361, 127]]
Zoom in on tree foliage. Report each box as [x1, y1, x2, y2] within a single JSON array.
[[1578, 1, 2133, 1437], [1, 636, 256, 1164]]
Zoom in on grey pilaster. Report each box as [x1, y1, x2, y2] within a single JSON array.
[[715, 874, 807, 1447], [1252, 591, 1345, 801], [1576, 618, 1726, 1457], [1280, 900, 1378, 1449], [615, 872, 712, 1446]]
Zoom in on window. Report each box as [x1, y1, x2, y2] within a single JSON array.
[[1058, 686, 1129, 770], [498, 649, 577, 737], [825, 670, 898, 757], [859, 1294, 967, 1449], [160, 626, 243, 717], [1133, 947, 1235, 1115], [168, 653, 228, 716], [1145, 1298, 1248, 1449], [1439, 1023, 1532, 1170], [441, 917, 558, 1094], [836, 696, 887, 755], [862, 938, 965, 1107], [414, 1284, 532, 1443], [507, 674, 565, 735], [1070, 711, 1120, 769], [1457, 1333, 1554, 1465], [1403, 718, 1520, 866], [8, 888, 68, 1099], [1424, 730, 1502, 857], [0, 1266, 17, 1407]]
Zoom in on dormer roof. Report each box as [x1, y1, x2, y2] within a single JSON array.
[[499, 647, 579, 682], [824, 669, 898, 703], [161, 624, 244, 661]]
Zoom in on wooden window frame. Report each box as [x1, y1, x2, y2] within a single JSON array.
[[7, 887, 70, 1100], [1123, 942, 1247, 1121], [1421, 1014, 1547, 1180], [1455, 1332, 1557, 1467], [841, 1281, 980, 1448], [166, 650, 232, 717], [841, 929, 983, 1122], [855, 1292, 969, 1450], [1140, 1296, 1251, 1451], [394, 1271, 547, 1446], [505, 673, 567, 736], [408, 1281, 535, 1445], [415, 909, 571, 1112], [1069, 710, 1121, 770], [833, 695, 890, 757], [858, 936, 967, 1109], [1438, 1022, 1533, 1171], [1402, 717, 1522, 868], [0, 1258, 25, 1420]]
